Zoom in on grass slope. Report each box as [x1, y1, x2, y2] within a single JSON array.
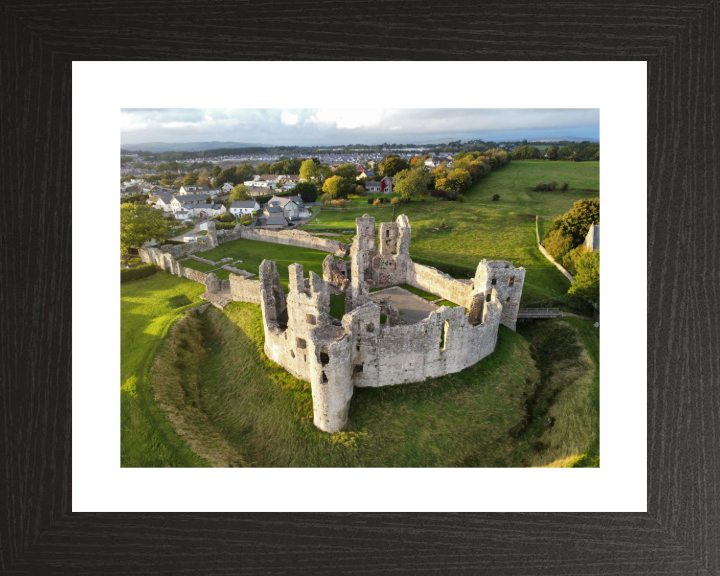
[[160, 302, 542, 467], [121, 272, 209, 467]]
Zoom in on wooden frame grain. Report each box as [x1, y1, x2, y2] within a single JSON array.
[[1, 1, 718, 573]]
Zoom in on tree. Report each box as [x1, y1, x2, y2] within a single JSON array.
[[334, 163, 358, 180], [546, 146, 558, 160], [120, 204, 166, 261], [256, 162, 271, 175], [235, 163, 254, 183], [322, 175, 353, 199], [512, 145, 542, 160], [293, 181, 318, 203], [492, 194, 500, 201], [183, 172, 199, 186], [354, 185, 366, 196], [239, 214, 253, 225], [299, 159, 321, 183], [380, 156, 409, 177], [393, 168, 430, 201], [229, 184, 250, 201], [449, 169, 472, 192], [196, 175, 210, 187], [553, 198, 600, 245], [568, 251, 599, 303], [215, 167, 237, 187], [212, 165, 221, 177]]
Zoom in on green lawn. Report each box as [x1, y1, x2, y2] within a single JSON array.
[[198, 239, 333, 290], [152, 302, 543, 467], [181, 259, 221, 273], [121, 271, 209, 467]]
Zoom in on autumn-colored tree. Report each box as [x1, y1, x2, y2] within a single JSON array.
[[393, 168, 430, 201], [322, 175, 353, 199], [183, 172, 199, 186]]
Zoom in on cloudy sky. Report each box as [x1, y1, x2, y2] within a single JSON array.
[[120, 108, 599, 146]]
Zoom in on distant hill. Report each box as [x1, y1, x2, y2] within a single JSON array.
[[121, 141, 270, 153], [416, 138, 463, 145], [532, 136, 599, 143]]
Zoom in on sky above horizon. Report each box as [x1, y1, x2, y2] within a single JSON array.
[[120, 108, 600, 146]]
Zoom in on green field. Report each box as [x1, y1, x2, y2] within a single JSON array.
[[197, 239, 334, 290], [121, 272, 209, 467], [121, 161, 600, 468]]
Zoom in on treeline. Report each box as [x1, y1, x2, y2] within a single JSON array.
[[317, 149, 511, 205], [513, 141, 600, 161], [542, 198, 600, 303]]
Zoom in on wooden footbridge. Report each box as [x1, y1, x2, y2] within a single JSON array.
[[517, 308, 563, 319], [517, 308, 594, 321]]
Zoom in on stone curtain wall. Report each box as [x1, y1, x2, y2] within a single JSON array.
[[408, 263, 474, 308], [159, 242, 205, 259], [239, 228, 350, 256], [229, 274, 261, 304]]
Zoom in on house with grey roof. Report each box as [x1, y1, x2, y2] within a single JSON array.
[[230, 200, 260, 217], [171, 193, 208, 211], [267, 195, 300, 220]]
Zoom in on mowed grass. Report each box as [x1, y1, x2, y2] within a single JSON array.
[[156, 302, 541, 467], [198, 239, 333, 290], [121, 271, 209, 467]]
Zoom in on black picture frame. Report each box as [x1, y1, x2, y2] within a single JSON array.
[[2, 2, 718, 573]]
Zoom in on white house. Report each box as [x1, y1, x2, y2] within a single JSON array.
[[244, 179, 274, 189], [365, 180, 381, 193], [222, 182, 235, 193], [182, 203, 226, 218], [178, 184, 220, 196], [171, 193, 208, 211], [230, 200, 260, 217], [174, 210, 190, 220]]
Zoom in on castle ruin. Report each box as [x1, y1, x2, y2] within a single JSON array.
[[259, 214, 526, 433]]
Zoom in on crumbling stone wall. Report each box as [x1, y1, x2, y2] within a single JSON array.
[[407, 263, 474, 308], [159, 242, 205, 259], [229, 274, 261, 304], [472, 260, 526, 331]]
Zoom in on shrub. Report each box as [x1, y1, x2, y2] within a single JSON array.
[[430, 189, 446, 198], [120, 264, 159, 283], [534, 181, 558, 192], [219, 212, 235, 222], [390, 197, 402, 205], [239, 214, 253, 225], [561, 182, 569, 191], [492, 194, 500, 201], [543, 229, 574, 261], [129, 257, 142, 265], [355, 185, 366, 196], [367, 198, 374, 204], [373, 198, 383, 206], [456, 194, 465, 202], [440, 218, 446, 228], [561, 244, 589, 276]]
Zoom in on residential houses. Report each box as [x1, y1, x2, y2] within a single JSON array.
[[365, 176, 394, 194], [357, 170, 375, 180], [170, 193, 210, 211], [230, 200, 260, 217], [181, 203, 226, 219], [178, 184, 220, 196], [266, 195, 300, 220], [222, 182, 235, 193], [147, 193, 176, 212]]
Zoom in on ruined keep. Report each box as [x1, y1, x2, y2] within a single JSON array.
[[260, 214, 526, 433]]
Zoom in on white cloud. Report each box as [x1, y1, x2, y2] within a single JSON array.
[[280, 111, 299, 126]]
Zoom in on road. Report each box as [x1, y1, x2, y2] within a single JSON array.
[[169, 218, 210, 241]]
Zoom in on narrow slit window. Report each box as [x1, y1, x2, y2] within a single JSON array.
[[486, 293, 491, 302], [353, 364, 364, 374], [321, 371, 328, 383], [296, 338, 307, 349], [509, 276, 515, 287], [491, 278, 497, 285], [290, 350, 295, 358], [306, 314, 316, 325], [386, 230, 390, 237], [320, 352, 330, 366]]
